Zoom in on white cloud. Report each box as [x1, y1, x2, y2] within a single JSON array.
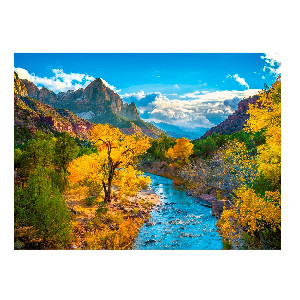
[[14, 67, 120, 94], [226, 74, 249, 89], [14, 67, 32, 81], [126, 89, 260, 129], [174, 84, 179, 89], [100, 78, 121, 93], [261, 53, 281, 76], [121, 90, 147, 100], [179, 90, 210, 99]]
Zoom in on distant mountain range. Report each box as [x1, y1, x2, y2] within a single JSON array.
[[150, 122, 208, 140], [20, 75, 163, 138]]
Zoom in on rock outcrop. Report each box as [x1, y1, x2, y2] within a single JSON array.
[[201, 95, 260, 138], [211, 200, 232, 218], [14, 72, 93, 144]]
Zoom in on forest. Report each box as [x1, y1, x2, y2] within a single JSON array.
[[14, 77, 281, 250]]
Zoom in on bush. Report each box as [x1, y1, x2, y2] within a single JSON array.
[[14, 167, 72, 249], [95, 201, 108, 216], [86, 215, 142, 250], [86, 196, 96, 206]]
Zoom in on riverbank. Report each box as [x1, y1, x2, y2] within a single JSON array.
[[66, 185, 160, 249], [139, 161, 232, 218]]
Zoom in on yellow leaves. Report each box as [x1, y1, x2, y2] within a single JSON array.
[[85, 211, 142, 250], [89, 124, 150, 168], [68, 153, 105, 186], [246, 78, 281, 186], [68, 124, 151, 200], [166, 137, 194, 163], [218, 187, 281, 243], [115, 166, 151, 197], [217, 78, 281, 247]]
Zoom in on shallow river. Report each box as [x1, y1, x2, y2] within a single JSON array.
[[133, 173, 223, 250]]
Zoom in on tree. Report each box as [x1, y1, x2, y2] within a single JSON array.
[[245, 77, 281, 189], [15, 167, 71, 249], [54, 132, 79, 171], [68, 124, 151, 202], [217, 77, 281, 249], [166, 137, 194, 164], [19, 130, 56, 177]]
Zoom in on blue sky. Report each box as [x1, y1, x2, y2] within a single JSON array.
[[14, 53, 281, 137]]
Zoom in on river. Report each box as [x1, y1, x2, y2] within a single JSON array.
[[133, 173, 223, 250]]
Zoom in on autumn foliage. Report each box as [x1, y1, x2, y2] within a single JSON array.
[[166, 137, 194, 164], [68, 124, 151, 202], [217, 77, 281, 249]]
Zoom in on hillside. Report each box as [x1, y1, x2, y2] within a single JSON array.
[[22, 77, 163, 138], [201, 95, 260, 139], [14, 72, 93, 144]]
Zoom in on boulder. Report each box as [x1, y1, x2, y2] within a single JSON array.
[[196, 194, 217, 207], [212, 200, 232, 218]]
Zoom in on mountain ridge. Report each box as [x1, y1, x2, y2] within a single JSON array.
[[21, 77, 163, 138], [200, 95, 260, 139], [14, 72, 94, 144]]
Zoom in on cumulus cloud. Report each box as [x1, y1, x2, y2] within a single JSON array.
[[122, 89, 260, 130], [14, 67, 120, 94], [121, 90, 147, 100], [261, 53, 281, 76], [14, 67, 32, 81], [227, 74, 249, 89], [100, 78, 121, 93], [179, 91, 209, 99]]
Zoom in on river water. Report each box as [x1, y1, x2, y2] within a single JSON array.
[[133, 173, 223, 250]]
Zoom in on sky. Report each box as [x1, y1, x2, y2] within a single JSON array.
[[14, 53, 281, 138]]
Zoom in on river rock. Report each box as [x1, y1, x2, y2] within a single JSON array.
[[146, 222, 154, 227], [145, 239, 156, 244], [196, 194, 217, 207], [212, 200, 232, 218]]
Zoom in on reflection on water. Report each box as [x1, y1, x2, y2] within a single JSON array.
[[133, 173, 223, 250]]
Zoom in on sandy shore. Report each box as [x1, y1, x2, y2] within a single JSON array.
[[130, 188, 160, 205]]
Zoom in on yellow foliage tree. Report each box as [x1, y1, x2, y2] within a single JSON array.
[[217, 77, 281, 249], [166, 137, 194, 164], [68, 124, 151, 202], [245, 77, 281, 188]]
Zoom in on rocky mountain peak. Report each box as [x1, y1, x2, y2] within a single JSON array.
[[17, 75, 163, 138]]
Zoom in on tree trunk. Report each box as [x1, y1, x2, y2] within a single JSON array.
[[102, 175, 113, 203], [102, 181, 109, 203]]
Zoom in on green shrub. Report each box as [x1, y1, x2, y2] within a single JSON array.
[[86, 196, 96, 206], [96, 201, 108, 216], [14, 167, 71, 249]]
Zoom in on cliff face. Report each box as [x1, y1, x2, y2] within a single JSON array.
[[201, 95, 260, 138], [14, 72, 93, 144], [21, 77, 162, 138]]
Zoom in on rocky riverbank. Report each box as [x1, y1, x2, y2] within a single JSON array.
[[66, 186, 161, 250], [140, 162, 232, 218]]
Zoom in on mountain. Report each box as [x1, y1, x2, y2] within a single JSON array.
[[14, 72, 93, 144], [151, 122, 208, 140], [201, 95, 260, 139], [22, 78, 163, 138]]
